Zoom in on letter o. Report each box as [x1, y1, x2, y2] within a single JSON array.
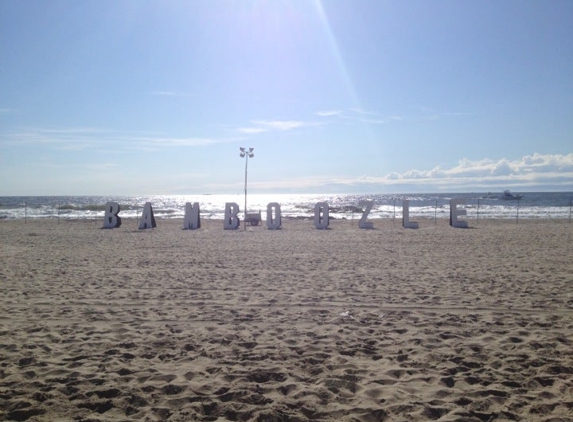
[[314, 202, 329, 229], [266, 202, 282, 230]]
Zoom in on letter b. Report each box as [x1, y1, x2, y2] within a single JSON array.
[[224, 202, 240, 230], [103, 202, 121, 228]]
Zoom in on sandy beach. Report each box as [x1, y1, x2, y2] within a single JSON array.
[[1, 218, 572, 421]]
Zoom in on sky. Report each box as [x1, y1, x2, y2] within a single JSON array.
[[1, 0, 572, 196]]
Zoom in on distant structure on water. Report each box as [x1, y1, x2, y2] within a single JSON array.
[[500, 190, 523, 200], [481, 190, 523, 200]]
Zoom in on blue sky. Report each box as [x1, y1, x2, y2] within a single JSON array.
[[1, 0, 572, 195]]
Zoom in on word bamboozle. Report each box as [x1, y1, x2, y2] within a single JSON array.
[[103, 200, 469, 230]]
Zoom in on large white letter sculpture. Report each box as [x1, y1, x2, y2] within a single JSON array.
[[224, 202, 240, 230], [402, 199, 419, 229], [358, 200, 374, 229], [450, 198, 468, 228], [314, 202, 329, 229], [103, 202, 122, 228], [266, 202, 282, 230], [139, 202, 157, 229], [183, 202, 201, 230]]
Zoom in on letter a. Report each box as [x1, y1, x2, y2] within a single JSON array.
[[103, 202, 122, 228], [183, 202, 201, 230], [139, 202, 157, 229]]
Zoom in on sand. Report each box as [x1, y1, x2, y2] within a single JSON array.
[[1, 218, 572, 421]]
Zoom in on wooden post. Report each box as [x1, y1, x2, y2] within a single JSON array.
[[516, 199, 520, 224]]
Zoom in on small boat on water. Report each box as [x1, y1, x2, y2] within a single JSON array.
[[500, 190, 523, 200], [481, 192, 499, 199]]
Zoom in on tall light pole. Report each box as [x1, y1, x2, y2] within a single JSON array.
[[239, 147, 254, 230]]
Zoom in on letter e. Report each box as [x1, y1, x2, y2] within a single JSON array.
[[450, 198, 468, 228]]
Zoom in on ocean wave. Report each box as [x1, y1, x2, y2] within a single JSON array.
[[0, 193, 571, 220]]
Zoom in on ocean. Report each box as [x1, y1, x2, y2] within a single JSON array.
[[1, 192, 572, 221]]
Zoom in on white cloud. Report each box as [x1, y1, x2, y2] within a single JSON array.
[[0, 127, 233, 150], [236, 119, 317, 134], [490, 159, 513, 176], [136, 136, 224, 147], [316, 108, 403, 125], [377, 153, 573, 189], [246, 153, 573, 192], [253, 120, 309, 131], [359, 116, 402, 124], [316, 110, 343, 117], [237, 127, 268, 134], [315, 106, 467, 125], [238, 108, 403, 137]]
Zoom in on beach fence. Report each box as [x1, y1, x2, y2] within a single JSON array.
[[18, 201, 102, 224], [6, 195, 573, 224], [344, 196, 572, 225], [470, 197, 522, 224], [373, 195, 572, 224]]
